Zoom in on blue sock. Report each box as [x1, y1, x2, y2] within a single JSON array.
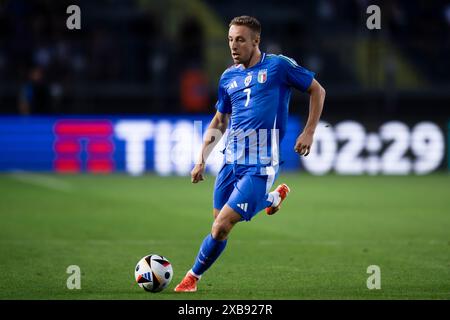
[[191, 234, 227, 277]]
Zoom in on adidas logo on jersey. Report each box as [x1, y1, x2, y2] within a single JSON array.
[[237, 203, 248, 212], [228, 80, 238, 89]]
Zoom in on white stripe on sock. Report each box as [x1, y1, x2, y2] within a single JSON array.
[[189, 269, 201, 280], [269, 191, 281, 207]]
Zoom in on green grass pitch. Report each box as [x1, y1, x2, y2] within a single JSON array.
[[0, 173, 448, 300]]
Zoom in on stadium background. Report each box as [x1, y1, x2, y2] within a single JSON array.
[[0, 0, 448, 300]]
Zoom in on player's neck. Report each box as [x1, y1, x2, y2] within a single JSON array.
[[242, 49, 262, 69]]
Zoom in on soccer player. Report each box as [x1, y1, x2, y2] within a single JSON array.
[[174, 16, 326, 292]]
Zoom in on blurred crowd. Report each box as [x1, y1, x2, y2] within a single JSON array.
[[0, 0, 449, 115]]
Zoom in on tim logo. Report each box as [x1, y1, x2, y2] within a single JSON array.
[[53, 120, 115, 173]]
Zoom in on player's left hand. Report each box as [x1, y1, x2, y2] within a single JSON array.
[[294, 132, 313, 156]]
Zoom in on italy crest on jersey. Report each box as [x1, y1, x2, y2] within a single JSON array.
[[257, 69, 267, 83]]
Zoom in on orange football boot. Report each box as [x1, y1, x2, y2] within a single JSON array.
[[266, 183, 291, 215], [174, 272, 199, 292]]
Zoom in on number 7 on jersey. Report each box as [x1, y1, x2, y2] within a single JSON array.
[[244, 88, 251, 107]]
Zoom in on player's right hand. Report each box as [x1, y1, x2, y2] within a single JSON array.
[[191, 163, 205, 183]]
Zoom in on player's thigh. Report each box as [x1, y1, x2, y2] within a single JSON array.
[[213, 163, 236, 213], [226, 173, 269, 221], [213, 208, 220, 220]]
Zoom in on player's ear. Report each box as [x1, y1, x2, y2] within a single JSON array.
[[253, 34, 260, 46]]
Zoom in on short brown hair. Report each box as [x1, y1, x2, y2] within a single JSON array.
[[229, 16, 261, 35]]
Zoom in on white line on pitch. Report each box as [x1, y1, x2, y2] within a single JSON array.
[[8, 172, 73, 193]]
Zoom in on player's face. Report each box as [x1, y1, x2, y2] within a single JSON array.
[[228, 25, 259, 65]]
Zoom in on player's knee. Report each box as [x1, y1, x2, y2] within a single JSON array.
[[211, 220, 230, 240]]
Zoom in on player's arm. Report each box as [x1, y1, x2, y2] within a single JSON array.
[[294, 79, 326, 156], [191, 111, 230, 183]]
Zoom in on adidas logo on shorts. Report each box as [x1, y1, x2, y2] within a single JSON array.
[[237, 203, 248, 212]]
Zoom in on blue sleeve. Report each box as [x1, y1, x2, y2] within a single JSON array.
[[214, 78, 232, 114], [279, 55, 315, 92]]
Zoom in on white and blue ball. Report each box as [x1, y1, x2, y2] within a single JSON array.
[[135, 254, 173, 292]]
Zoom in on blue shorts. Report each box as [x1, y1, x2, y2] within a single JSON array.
[[213, 164, 279, 221]]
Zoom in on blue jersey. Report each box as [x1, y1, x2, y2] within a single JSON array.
[[215, 53, 315, 168]]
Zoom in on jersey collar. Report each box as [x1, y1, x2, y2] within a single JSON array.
[[238, 52, 266, 71]]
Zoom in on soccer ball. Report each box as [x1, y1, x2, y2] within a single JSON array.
[[135, 254, 173, 292]]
